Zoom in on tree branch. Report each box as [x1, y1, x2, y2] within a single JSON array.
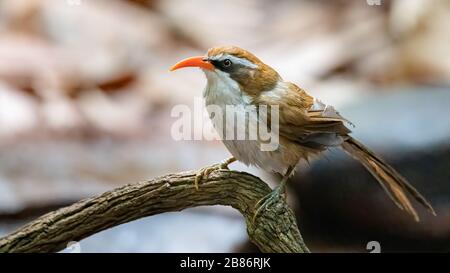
[[0, 168, 309, 253]]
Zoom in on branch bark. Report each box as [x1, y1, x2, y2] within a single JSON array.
[[0, 168, 309, 253]]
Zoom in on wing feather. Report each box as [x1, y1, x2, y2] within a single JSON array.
[[255, 82, 352, 148]]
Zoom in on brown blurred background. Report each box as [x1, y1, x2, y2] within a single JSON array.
[[0, 0, 449, 252]]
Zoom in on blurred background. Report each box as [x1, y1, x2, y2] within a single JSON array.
[[0, 0, 449, 252]]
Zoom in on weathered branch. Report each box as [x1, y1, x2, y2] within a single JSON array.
[[0, 168, 309, 253]]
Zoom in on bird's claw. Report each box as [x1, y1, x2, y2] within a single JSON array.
[[193, 160, 232, 190], [252, 185, 286, 223]]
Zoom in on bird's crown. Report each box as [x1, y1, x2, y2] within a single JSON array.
[[207, 46, 263, 67]]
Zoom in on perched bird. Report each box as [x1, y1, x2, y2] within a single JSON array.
[[170, 46, 435, 221]]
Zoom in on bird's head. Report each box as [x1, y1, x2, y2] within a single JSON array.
[[170, 46, 281, 96]]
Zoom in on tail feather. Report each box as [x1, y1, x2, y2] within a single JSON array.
[[341, 137, 436, 221]]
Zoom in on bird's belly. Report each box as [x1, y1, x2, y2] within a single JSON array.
[[206, 103, 291, 174], [222, 140, 289, 174]]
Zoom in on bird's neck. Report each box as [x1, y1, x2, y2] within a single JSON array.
[[203, 70, 253, 107]]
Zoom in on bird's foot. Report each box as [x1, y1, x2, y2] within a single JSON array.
[[194, 157, 236, 190], [252, 183, 287, 223]]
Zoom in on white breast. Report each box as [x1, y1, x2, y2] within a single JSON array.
[[202, 70, 289, 174]]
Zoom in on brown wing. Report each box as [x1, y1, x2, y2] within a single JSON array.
[[256, 82, 352, 149]]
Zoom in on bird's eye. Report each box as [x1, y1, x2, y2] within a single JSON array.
[[222, 59, 232, 67]]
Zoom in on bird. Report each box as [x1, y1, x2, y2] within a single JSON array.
[[170, 46, 435, 222]]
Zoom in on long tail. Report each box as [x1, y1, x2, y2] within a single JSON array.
[[341, 136, 436, 221]]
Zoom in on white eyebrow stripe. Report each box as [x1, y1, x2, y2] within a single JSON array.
[[211, 53, 224, 60], [209, 54, 258, 69]]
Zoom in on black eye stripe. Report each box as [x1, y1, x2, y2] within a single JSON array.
[[210, 60, 220, 67], [210, 59, 234, 72]]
